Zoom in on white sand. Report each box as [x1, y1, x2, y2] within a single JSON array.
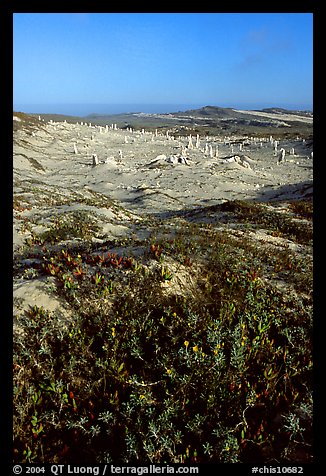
[[14, 120, 313, 215], [13, 117, 313, 316]]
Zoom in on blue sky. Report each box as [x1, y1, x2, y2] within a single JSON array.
[[13, 13, 313, 114]]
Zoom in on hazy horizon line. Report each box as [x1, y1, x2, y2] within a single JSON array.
[[13, 102, 313, 116]]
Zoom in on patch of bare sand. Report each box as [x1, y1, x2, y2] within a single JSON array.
[[13, 277, 72, 320], [234, 109, 313, 124]]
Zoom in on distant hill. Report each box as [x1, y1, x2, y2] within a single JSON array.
[[175, 105, 312, 119], [176, 105, 239, 118]]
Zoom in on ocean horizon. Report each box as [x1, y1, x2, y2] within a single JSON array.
[[13, 102, 313, 116]]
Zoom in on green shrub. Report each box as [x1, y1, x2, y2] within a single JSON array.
[[219, 200, 312, 244], [13, 214, 313, 463]]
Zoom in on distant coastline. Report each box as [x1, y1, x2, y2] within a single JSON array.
[[13, 102, 313, 117]]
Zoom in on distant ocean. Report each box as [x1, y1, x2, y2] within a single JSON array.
[[13, 104, 205, 116], [13, 102, 313, 116]]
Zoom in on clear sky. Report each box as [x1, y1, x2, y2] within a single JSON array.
[[13, 13, 313, 114]]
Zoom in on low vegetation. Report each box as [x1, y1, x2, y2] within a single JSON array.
[[13, 112, 46, 133], [13, 198, 313, 464]]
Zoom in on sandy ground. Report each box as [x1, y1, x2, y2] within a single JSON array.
[[13, 118, 313, 214], [13, 117, 313, 316], [234, 109, 313, 124]]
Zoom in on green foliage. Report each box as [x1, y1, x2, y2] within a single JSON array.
[[32, 211, 101, 244], [219, 200, 313, 244], [13, 200, 313, 464], [288, 199, 313, 219]]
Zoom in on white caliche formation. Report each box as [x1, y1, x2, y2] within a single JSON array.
[[13, 116, 313, 224], [166, 156, 190, 165], [166, 156, 178, 165], [188, 135, 194, 150], [221, 154, 252, 169], [234, 155, 252, 169], [222, 156, 236, 164], [155, 154, 167, 161], [277, 148, 286, 165], [290, 148, 295, 155], [73, 143, 78, 155], [238, 155, 251, 169], [196, 134, 200, 149], [222, 155, 238, 164], [147, 154, 190, 168]]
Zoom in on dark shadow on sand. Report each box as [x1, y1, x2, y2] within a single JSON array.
[[148, 179, 313, 222]]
